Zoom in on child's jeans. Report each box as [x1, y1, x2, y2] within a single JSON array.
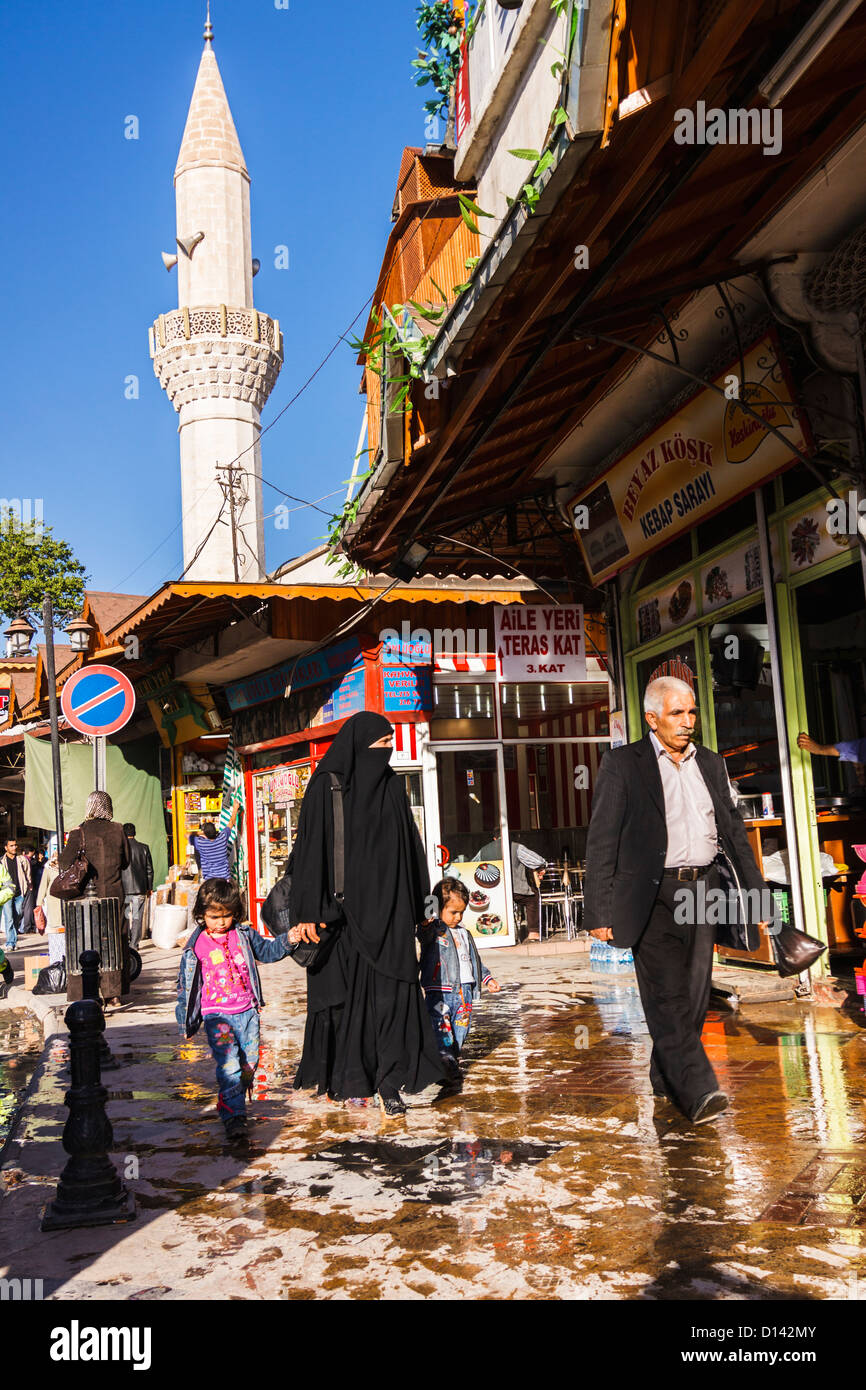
[[425, 985, 475, 1058], [0, 895, 23, 952], [203, 1008, 260, 1120]]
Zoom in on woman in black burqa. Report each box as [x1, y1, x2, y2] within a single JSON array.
[[288, 711, 447, 1113]]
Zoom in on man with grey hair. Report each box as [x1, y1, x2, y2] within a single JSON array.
[[584, 675, 769, 1125]]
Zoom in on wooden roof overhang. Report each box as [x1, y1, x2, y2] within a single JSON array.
[[103, 580, 531, 658], [343, 0, 866, 579], [15, 579, 533, 723]]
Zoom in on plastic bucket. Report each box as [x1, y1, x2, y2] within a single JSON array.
[[151, 904, 189, 950]]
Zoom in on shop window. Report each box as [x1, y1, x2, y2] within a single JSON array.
[[635, 532, 692, 590], [430, 681, 496, 739], [397, 769, 425, 843], [782, 461, 823, 507], [709, 607, 781, 813], [635, 639, 701, 740], [252, 762, 311, 903], [796, 564, 866, 804], [248, 743, 310, 772], [696, 493, 755, 553], [499, 682, 609, 739], [435, 748, 502, 866]]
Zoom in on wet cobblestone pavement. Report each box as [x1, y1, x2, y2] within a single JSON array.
[[2, 945, 866, 1300], [0, 1011, 45, 1150]]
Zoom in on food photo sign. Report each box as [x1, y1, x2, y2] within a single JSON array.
[[442, 860, 513, 946]]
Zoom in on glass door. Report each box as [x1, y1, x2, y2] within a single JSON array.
[[396, 768, 425, 844], [252, 763, 310, 926], [434, 746, 512, 944]]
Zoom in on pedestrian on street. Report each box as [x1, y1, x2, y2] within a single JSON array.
[[190, 802, 240, 881], [511, 840, 548, 941], [418, 876, 500, 1081], [31, 849, 46, 896], [0, 837, 31, 951], [19, 849, 38, 933], [59, 792, 131, 1006], [36, 851, 65, 967], [121, 822, 154, 948], [584, 676, 770, 1125], [176, 877, 293, 1142], [289, 711, 447, 1114]]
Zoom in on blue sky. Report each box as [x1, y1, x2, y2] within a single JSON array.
[[0, 1, 429, 599]]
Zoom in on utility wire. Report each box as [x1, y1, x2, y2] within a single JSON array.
[[176, 500, 228, 580]]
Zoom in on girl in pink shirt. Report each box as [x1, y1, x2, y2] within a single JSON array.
[[176, 878, 292, 1142]]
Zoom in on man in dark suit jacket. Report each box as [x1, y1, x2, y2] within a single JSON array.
[[584, 676, 771, 1125], [121, 823, 154, 949]]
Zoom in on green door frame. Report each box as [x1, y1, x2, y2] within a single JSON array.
[[774, 575, 827, 951]]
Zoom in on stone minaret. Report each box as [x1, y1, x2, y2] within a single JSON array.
[[150, 7, 282, 581]]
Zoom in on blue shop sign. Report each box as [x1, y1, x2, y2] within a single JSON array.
[[383, 666, 431, 713], [226, 637, 362, 712], [381, 633, 431, 666], [321, 665, 367, 722]]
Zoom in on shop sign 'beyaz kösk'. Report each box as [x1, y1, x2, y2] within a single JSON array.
[[568, 334, 810, 584]]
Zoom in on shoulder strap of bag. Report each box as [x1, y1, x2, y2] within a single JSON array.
[[328, 773, 345, 903]]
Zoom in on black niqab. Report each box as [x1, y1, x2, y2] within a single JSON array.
[[289, 711, 429, 982]]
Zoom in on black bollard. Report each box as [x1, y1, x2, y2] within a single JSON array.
[[41, 997, 136, 1231], [79, 950, 119, 1071]]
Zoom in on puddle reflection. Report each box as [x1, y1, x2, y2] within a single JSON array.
[[311, 1138, 561, 1203]]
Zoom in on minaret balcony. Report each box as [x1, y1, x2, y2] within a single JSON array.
[[149, 305, 283, 413]]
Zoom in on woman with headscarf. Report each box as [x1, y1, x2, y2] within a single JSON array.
[[36, 850, 65, 966], [288, 711, 447, 1113], [59, 791, 131, 1005]]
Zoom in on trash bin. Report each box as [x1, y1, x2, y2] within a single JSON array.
[[64, 896, 128, 1002]]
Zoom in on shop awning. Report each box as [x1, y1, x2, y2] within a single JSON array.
[[105, 580, 530, 651]]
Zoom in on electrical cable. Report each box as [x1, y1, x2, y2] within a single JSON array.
[[429, 532, 611, 663], [176, 499, 228, 581], [430, 533, 561, 606], [277, 573, 406, 699]]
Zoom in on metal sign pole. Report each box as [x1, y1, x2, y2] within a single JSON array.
[[93, 736, 106, 792]]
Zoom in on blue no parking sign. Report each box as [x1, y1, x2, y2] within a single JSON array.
[[60, 664, 136, 737]]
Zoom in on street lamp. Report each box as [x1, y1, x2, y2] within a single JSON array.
[[42, 596, 65, 848], [65, 617, 93, 654], [5, 613, 36, 657]]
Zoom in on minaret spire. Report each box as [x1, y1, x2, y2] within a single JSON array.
[[148, 19, 283, 582]]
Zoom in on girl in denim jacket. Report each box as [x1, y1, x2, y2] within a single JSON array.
[[176, 878, 292, 1141], [418, 878, 500, 1080]]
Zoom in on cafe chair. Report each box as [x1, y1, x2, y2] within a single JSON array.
[[539, 867, 570, 939], [566, 862, 585, 939]]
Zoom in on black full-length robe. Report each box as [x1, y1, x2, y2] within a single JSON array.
[[289, 711, 446, 1098]]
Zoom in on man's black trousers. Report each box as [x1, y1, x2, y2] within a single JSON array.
[[631, 867, 720, 1115]]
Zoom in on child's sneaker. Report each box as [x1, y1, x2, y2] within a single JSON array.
[[224, 1114, 249, 1142], [441, 1054, 461, 1082]]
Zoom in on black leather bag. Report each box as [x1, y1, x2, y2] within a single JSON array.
[[770, 924, 827, 978], [261, 774, 344, 970], [50, 825, 91, 902], [261, 865, 292, 935]]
